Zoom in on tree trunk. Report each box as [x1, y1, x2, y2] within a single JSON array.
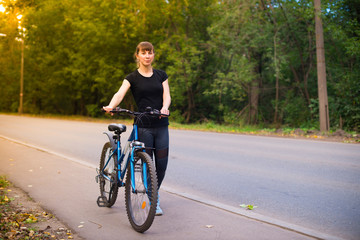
[[185, 86, 194, 123], [314, 0, 330, 132], [273, 30, 279, 124], [249, 78, 259, 124]]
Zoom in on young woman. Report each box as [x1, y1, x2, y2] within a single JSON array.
[[103, 41, 171, 216]]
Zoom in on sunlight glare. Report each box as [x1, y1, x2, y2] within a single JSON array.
[[0, 4, 5, 13]]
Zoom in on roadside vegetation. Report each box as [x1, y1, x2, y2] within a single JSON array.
[[1, 0, 359, 134], [0, 176, 78, 240], [170, 121, 359, 143]]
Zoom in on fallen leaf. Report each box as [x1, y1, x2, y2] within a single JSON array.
[[240, 204, 257, 210], [248, 205, 257, 210]]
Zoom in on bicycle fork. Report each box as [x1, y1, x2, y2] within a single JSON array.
[[129, 142, 149, 195]]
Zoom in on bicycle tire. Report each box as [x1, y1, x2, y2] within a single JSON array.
[[125, 151, 158, 233], [99, 142, 119, 207]]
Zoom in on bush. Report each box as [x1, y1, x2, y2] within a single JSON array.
[[169, 109, 186, 124], [86, 104, 101, 118], [282, 92, 311, 127]]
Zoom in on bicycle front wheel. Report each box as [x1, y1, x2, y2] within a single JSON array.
[[125, 151, 158, 233], [99, 142, 118, 207]]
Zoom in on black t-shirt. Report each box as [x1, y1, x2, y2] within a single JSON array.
[[125, 69, 169, 128]]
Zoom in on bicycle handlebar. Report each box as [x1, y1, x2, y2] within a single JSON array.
[[102, 107, 170, 118]]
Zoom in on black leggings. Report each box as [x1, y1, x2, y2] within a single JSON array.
[[138, 126, 169, 189]]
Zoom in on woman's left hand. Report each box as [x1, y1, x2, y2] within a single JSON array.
[[160, 108, 170, 118]]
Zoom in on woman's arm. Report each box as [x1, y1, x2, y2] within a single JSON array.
[[103, 79, 131, 112], [161, 79, 171, 115]]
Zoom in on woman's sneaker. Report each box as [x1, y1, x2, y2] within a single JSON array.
[[156, 193, 163, 216]]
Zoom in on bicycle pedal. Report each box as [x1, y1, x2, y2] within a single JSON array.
[[97, 196, 108, 207]]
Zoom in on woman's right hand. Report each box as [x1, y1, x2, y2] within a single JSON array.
[[103, 106, 114, 114]]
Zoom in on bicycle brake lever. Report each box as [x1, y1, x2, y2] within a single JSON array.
[[152, 109, 161, 115]]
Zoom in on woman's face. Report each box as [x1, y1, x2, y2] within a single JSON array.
[[137, 49, 154, 67]]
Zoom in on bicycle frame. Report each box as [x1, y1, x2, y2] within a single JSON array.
[[101, 123, 149, 193]]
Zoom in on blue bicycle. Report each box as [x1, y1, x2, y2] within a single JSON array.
[[96, 107, 166, 232]]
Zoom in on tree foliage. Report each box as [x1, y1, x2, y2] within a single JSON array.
[[0, 0, 358, 131]]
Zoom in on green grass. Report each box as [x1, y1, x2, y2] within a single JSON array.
[[169, 121, 264, 134], [0, 176, 10, 188]]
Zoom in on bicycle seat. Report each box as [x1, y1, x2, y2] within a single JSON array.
[[108, 124, 126, 133]]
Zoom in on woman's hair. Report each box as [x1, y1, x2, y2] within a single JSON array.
[[135, 41, 154, 55], [134, 41, 154, 67]]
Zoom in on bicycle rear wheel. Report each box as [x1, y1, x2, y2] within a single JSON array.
[[125, 151, 158, 233], [99, 142, 118, 207]]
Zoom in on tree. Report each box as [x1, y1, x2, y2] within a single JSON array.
[[314, 0, 330, 132], [156, 0, 216, 123], [322, 0, 360, 131], [0, 0, 358, 131], [208, 0, 271, 125]]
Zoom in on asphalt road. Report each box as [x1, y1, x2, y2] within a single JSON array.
[[1, 114, 359, 240]]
